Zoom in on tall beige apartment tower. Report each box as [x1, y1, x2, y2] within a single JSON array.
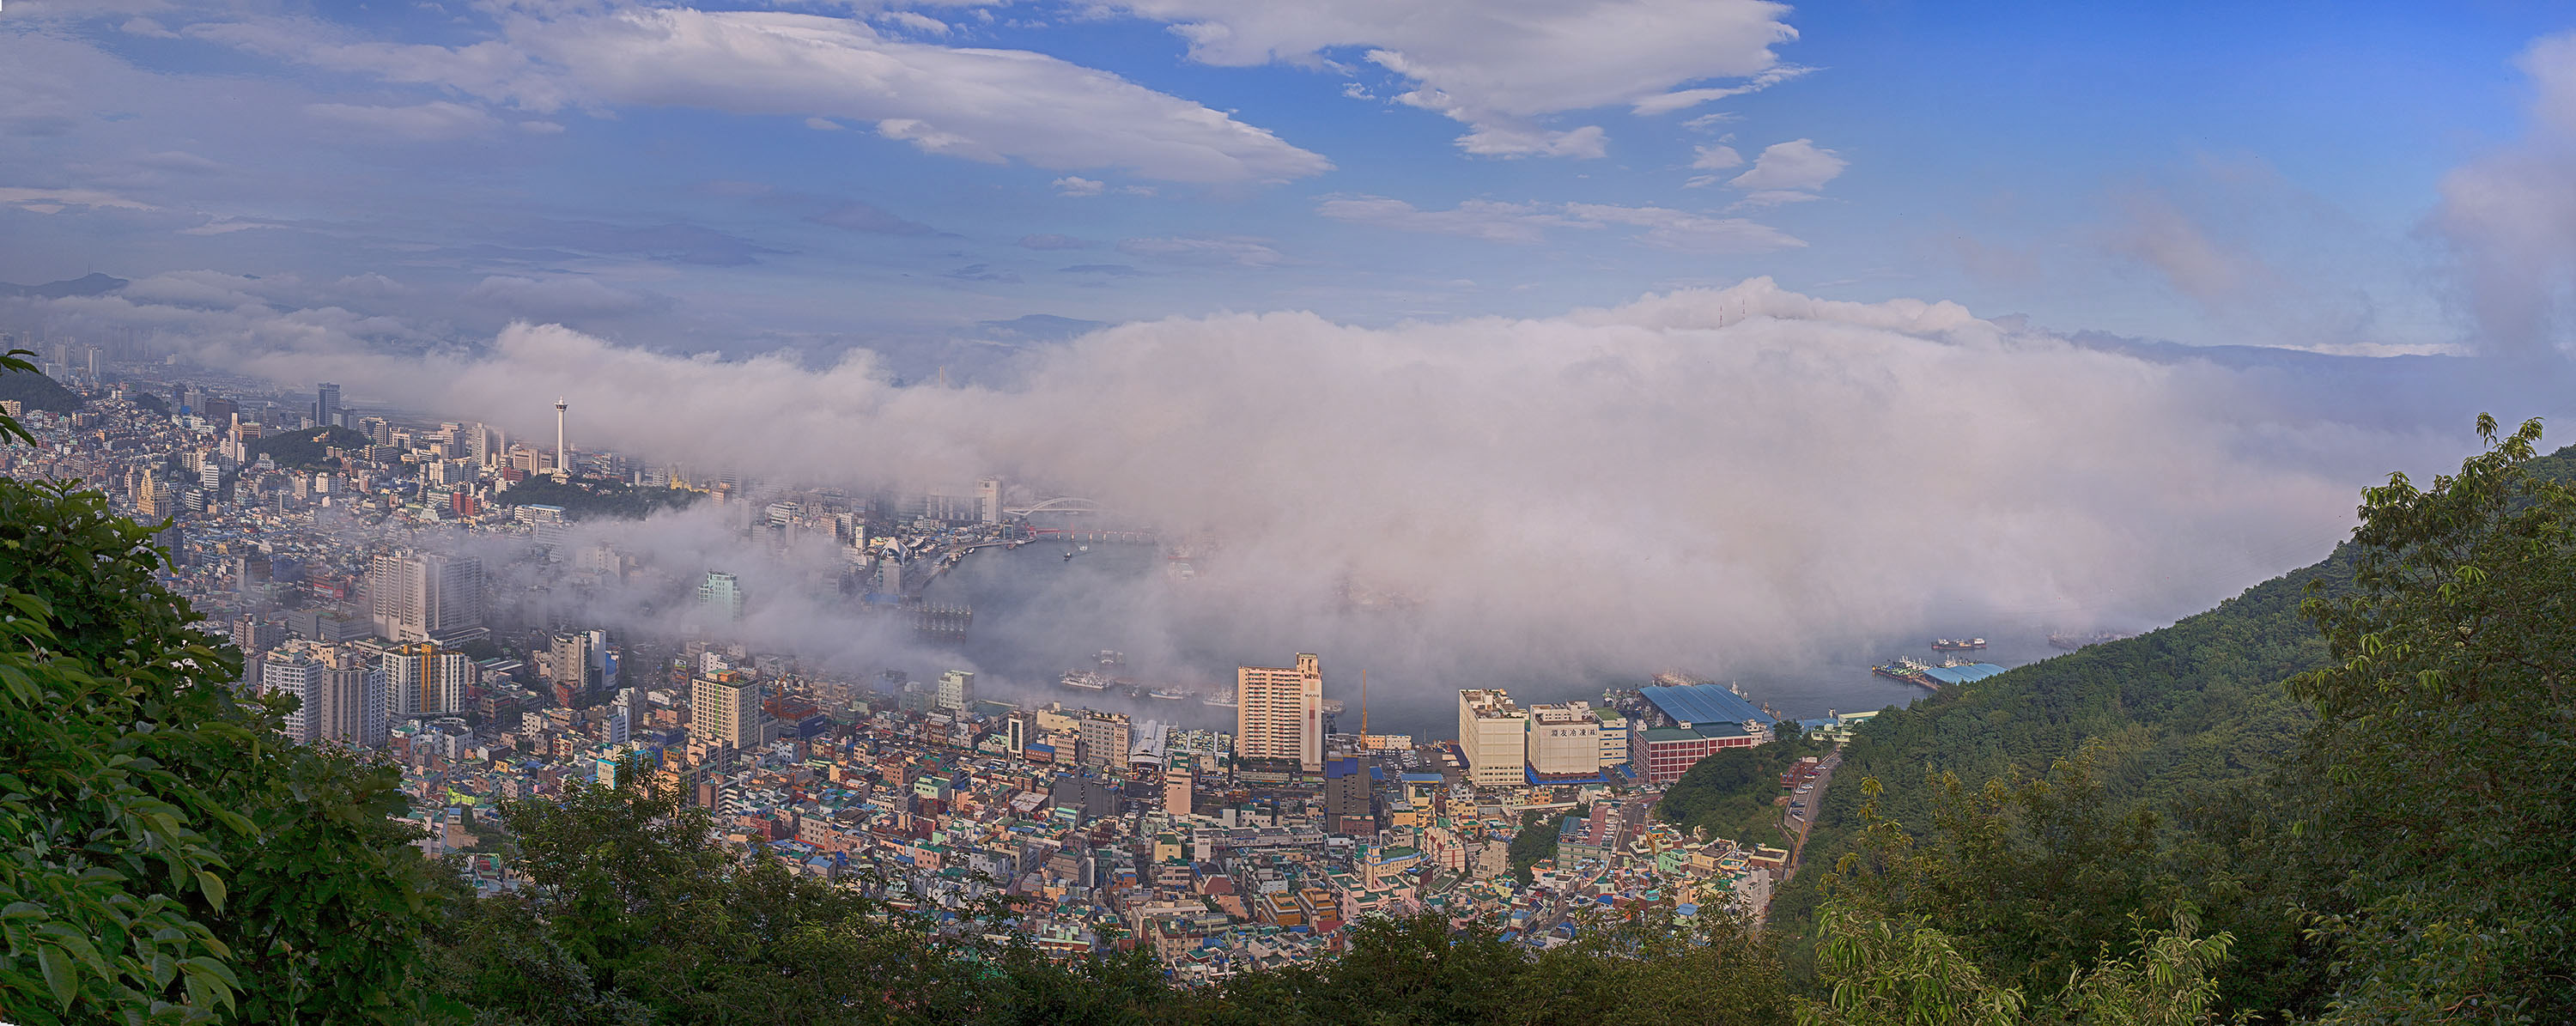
[[690, 671, 765, 752], [1236, 653, 1324, 773], [1458, 689, 1529, 787]]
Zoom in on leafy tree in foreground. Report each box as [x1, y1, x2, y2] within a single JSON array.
[[0, 367, 446, 1024], [2290, 415, 2576, 1022]]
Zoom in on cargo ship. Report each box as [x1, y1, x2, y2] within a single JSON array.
[[1930, 637, 1986, 652], [1060, 671, 1110, 691]]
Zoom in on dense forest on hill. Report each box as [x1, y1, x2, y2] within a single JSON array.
[[1654, 731, 1831, 850], [500, 473, 703, 519], [2, 371, 2569, 1025], [254, 425, 373, 471], [0, 363, 85, 414]]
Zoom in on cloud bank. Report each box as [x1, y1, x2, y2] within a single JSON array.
[[18, 276, 2515, 725]]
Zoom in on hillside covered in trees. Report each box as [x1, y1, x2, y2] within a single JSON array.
[[2, 374, 2568, 1025], [0, 363, 84, 414], [253, 425, 372, 471]]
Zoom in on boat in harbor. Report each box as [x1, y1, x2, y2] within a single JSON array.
[[1872, 657, 1937, 687], [1060, 671, 1110, 691], [1200, 690, 1237, 708], [1930, 637, 1986, 651], [1147, 687, 1188, 701]]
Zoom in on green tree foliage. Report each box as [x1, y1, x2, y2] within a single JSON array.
[[498, 474, 702, 520], [252, 425, 372, 471], [1801, 896, 2238, 1026], [1773, 535, 2339, 1015], [0, 368, 446, 1023], [1184, 904, 1795, 1026], [1656, 732, 1828, 849], [0, 362, 83, 414], [2287, 415, 2576, 1022]]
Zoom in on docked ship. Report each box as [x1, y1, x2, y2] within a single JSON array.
[[1930, 637, 1987, 652], [1060, 671, 1110, 692], [1200, 690, 1238, 708], [1147, 687, 1188, 701], [1872, 657, 1937, 687]]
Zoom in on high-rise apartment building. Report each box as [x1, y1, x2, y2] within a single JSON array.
[[314, 382, 340, 428], [262, 643, 377, 747], [1077, 710, 1132, 768], [697, 571, 745, 623], [384, 642, 477, 718], [549, 629, 610, 700], [262, 652, 323, 744], [975, 477, 1002, 523], [369, 553, 483, 643], [1236, 653, 1324, 773], [312, 654, 375, 747], [935, 669, 976, 713], [1458, 689, 1528, 787], [690, 672, 764, 751]]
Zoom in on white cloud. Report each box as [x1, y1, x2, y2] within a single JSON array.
[[0, 186, 161, 212], [1118, 235, 1284, 266], [1728, 138, 1846, 191], [1631, 65, 1812, 115], [2430, 31, 2576, 354], [178, 216, 287, 235], [1110, 0, 1797, 158], [1054, 175, 1107, 197], [1691, 144, 1743, 170], [120, 17, 180, 39], [1562, 202, 1804, 252], [52, 277, 2474, 701], [304, 100, 501, 142], [1731, 189, 1821, 208], [875, 10, 951, 35], [805, 115, 846, 131], [204, 8, 1331, 184], [463, 274, 667, 319], [1316, 196, 1574, 242], [1321, 195, 1801, 253]]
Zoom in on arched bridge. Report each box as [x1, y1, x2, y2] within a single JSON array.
[[1004, 496, 1101, 517]]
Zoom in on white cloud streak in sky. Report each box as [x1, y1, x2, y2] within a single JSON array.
[[1108, 0, 1797, 157], [192, 5, 1333, 185]]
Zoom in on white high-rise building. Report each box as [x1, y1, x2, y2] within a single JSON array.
[[935, 669, 976, 713], [262, 652, 323, 744], [1458, 689, 1528, 787], [975, 477, 1003, 524], [1236, 653, 1324, 773], [369, 553, 483, 643], [697, 571, 745, 622]]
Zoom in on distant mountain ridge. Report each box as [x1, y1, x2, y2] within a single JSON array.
[[0, 272, 128, 299]]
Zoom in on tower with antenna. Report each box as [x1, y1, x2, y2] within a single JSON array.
[[553, 397, 569, 479]]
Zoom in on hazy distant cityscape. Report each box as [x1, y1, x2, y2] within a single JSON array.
[[0, 340, 1937, 972]]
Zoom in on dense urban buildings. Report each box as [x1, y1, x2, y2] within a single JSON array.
[[0, 364, 1812, 981]]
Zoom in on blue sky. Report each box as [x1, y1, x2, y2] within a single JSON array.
[[3, 0, 2573, 357]]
